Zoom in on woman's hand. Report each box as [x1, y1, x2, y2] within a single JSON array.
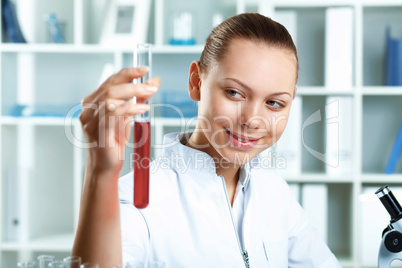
[[79, 67, 160, 177], [73, 67, 160, 266]]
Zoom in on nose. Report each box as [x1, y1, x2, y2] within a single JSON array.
[[239, 102, 266, 130]]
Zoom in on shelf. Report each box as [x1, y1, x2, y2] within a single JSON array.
[[295, 86, 402, 95], [0, 233, 74, 251], [361, 86, 402, 95], [0, 44, 114, 54], [0, 116, 79, 126], [361, 174, 402, 184], [0, 116, 196, 126], [151, 45, 204, 54], [284, 173, 355, 183], [0, 43, 204, 54], [359, 0, 402, 7], [297, 86, 355, 95]]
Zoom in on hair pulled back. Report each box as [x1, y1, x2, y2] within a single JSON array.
[[199, 13, 298, 77]]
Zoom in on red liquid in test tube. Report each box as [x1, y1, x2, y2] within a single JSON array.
[[133, 43, 152, 209], [133, 121, 150, 208]]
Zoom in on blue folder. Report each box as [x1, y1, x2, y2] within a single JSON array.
[[1, 0, 26, 43], [386, 27, 402, 86], [385, 121, 402, 174]]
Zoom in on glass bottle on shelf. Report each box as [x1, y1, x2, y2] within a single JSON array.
[[17, 261, 36, 268], [37, 255, 56, 268], [49, 260, 66, 268], [63, 256, 81, 268]]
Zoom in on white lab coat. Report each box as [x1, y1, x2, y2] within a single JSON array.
[[118, 132, 341, 267]]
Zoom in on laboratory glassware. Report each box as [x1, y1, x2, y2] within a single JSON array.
[[63, 256, 81, 268], [37, 255, 55, 268], [133, 43, 152, 209], [17, 261, 36, 268], [48, 260, 66, 268]]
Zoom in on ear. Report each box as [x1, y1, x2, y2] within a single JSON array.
[[188, 60, 201, 101]]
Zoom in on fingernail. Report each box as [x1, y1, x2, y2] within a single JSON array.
[[138, 66, 149, 72], [136, 104, 150, 111], [145, 85, 158, 92], [150, 77, 161, 84]]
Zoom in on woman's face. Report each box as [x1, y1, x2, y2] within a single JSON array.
[[189, 39, 298, 165]]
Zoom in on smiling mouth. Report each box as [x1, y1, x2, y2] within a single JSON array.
[[225, 129, 260, 143]]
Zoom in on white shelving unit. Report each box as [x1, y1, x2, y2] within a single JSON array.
[[1, 0, 402, 267]]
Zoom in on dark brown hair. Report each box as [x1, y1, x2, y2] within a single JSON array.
[[199, 13, 298, 78]]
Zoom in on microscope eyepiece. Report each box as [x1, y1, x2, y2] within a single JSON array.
[[376, 185, 391, 198], [376, 185, 402, 223]]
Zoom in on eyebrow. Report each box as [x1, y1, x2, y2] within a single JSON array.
[[223, 78, 292, 98]]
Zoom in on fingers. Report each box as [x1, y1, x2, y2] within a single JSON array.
[[80, 87, 153, 125], [83, 67, 149, 104], [79, 66, 160, 153], [80, 71, 160, 125], [80, 98, 149, 126], [145, 76, 161, 87], [79, 67, 157, 174], [106, 82, 157, 100], [105, 66, 149, 86], [81, 100, 150, 144]]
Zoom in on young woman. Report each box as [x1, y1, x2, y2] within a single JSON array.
[[73, 13, 341, 267]]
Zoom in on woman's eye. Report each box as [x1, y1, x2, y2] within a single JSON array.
[[267, 100, 284, 109], [227, 89, 243, 99]]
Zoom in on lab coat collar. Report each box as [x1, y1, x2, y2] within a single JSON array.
[[161, 132, 259, 188]]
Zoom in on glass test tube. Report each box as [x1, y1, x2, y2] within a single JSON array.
[[17, 261, 36, 268], [37, 255, 56, 268], [63, 256, 81, 268], [133, 43, 152, 209], [49, 260, 66, 268]]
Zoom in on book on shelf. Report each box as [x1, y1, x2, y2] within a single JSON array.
[[384, 120, 402, 174], [325, 7, 353, 91], [5, 167, 29, 242], [325, 97, 353, 175], [301, 184, 328, 242], [386, 27, 402, 86], [1, 0, 26, 43]]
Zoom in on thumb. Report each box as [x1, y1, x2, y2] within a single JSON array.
[[146, 77, 161, 88]]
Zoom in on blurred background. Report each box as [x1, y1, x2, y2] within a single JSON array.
[[1, 0, 402, 267]]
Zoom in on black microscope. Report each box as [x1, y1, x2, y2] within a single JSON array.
[[376, 185, 402, 267]]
